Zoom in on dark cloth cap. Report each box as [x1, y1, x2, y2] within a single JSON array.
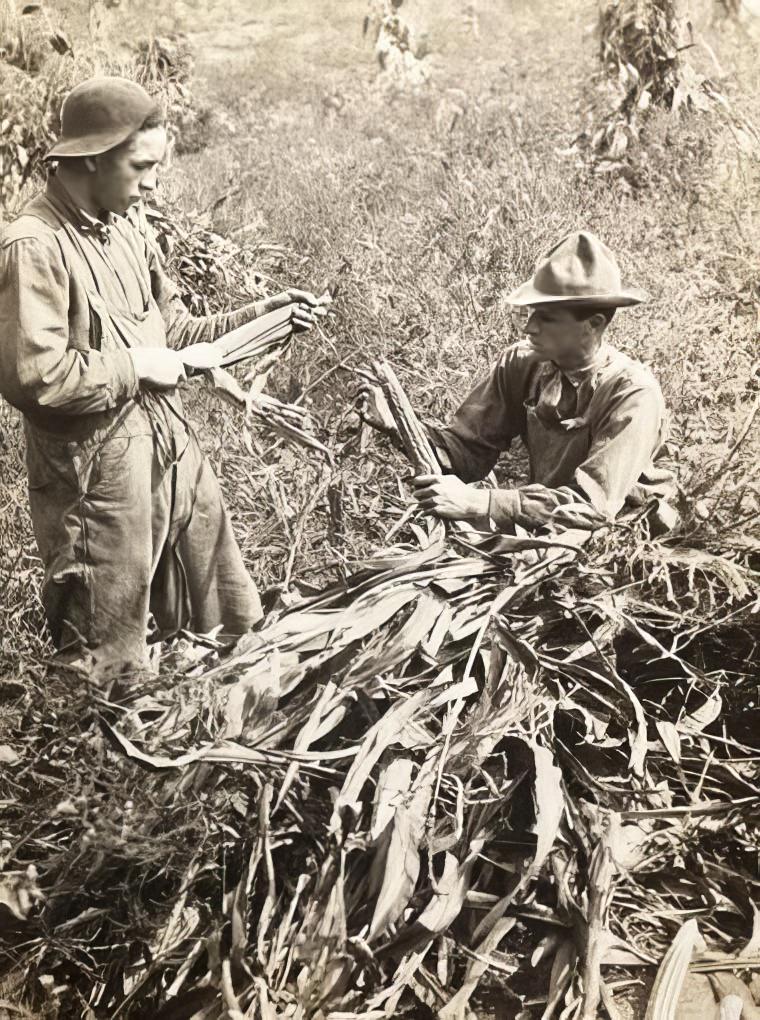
[[45, 76, 156, 160]]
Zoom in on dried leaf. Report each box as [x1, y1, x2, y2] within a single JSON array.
[[473, 741, 564, 943], [368, 759, 431, 939], [48, 30, 73, 54], [222, 650, 281, 741], [739, 902, 760, 958], [656, 720, 682, 764], [0, 866, 44, 921], [413, 843, 481, 936], [541, 939, 577, 1020], [644, 919, 706, 1020], [438, 917, 516, 1019], [679, 691, 722, 735], [332, 691, 429, 826]]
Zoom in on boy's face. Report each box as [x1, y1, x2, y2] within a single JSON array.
[[91, 126, 167, 215]]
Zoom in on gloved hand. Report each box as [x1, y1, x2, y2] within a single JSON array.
[[129, 348, 187, 390]]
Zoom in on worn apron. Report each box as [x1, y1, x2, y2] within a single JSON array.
[[25, 219, 261, 676], [524, 405, 591, 489]]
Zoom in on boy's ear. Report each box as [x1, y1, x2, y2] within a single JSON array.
[[83, 156, 97, 173]]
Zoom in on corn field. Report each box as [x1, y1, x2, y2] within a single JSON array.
[[1, 0, 759, 1018]]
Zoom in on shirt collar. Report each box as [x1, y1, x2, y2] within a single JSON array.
[[557, 343, 613, 389], [46, 173, 114, 243]]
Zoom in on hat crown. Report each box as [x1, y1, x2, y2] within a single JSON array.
[[48, 76, 156, 159], [533, 231, 622, 300], [505, 230, 648, 308]]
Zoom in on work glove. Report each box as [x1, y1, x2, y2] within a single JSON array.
[[129, 348, 187, 390]]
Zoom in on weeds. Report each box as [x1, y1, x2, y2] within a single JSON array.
[[1, 0, 759, 1017]]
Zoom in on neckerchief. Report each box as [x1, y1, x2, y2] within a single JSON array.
[[534, 343, 613, 430]]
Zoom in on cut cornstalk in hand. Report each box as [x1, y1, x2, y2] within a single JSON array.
[[371, 358, 441, 474], [196, 364, 331, 462]]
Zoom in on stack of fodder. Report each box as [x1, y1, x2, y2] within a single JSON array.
[[2, 362, 757, 1019], [577, 0, 759, 186], [0, 0, 79, 214]]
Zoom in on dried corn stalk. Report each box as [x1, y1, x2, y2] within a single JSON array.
[[599, 0, 688, 108], [372, 358, 440, 473], [201, 366, 330, 460], [644, 920, 706, 1020], [363, 0, 431, 89]]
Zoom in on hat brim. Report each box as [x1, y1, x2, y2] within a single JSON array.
[[44, 126, 136, 160], [506, 281, 649, 308]]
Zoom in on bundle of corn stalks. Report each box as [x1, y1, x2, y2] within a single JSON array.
[[0, 60, 58, 210], [0, 0, 74, 74], [0, 0, 80, 213], [600, 0, 688, 110], [0, 3, 206, 218], [362, 0, 431, 90], [199, 366, 331, 462], [2, 362, 756, 1019], [133, 32, 214, 156], [577, 0, 758, 180], [582, 0, 692, 172]]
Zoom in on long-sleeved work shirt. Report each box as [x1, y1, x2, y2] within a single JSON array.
[[0, 173, 264, 434], [428, 340, 675, 531], [0, 174, 265, 668]]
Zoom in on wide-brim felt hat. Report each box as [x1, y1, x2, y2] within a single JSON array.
[[507, 231, 649, 308], [45, 77, 156, 160]]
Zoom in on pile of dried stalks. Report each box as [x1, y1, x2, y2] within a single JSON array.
[[577, 0, 760, 183], [1, 362, 757, 1020], [142, 204, 272, 319]]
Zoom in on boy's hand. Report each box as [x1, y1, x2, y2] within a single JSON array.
[[266, 289, 332, 320], [290, 302, 316, 332], [130, 348, 187, 390]]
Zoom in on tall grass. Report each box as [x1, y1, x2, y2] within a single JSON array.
[[2, 0, 757, 665], [1, 2, 758, 1016], [164, 0, 759, 568]]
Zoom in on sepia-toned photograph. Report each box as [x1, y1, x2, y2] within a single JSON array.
[[0, 0, 758, 1016]]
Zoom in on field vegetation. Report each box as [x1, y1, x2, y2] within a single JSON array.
[[0, 1, 758, 1017]]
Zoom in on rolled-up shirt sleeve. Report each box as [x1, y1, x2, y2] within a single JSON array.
[[426, 348, 527, 482], [488, 383, 666, 531], [0, 236, 138, 416]]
